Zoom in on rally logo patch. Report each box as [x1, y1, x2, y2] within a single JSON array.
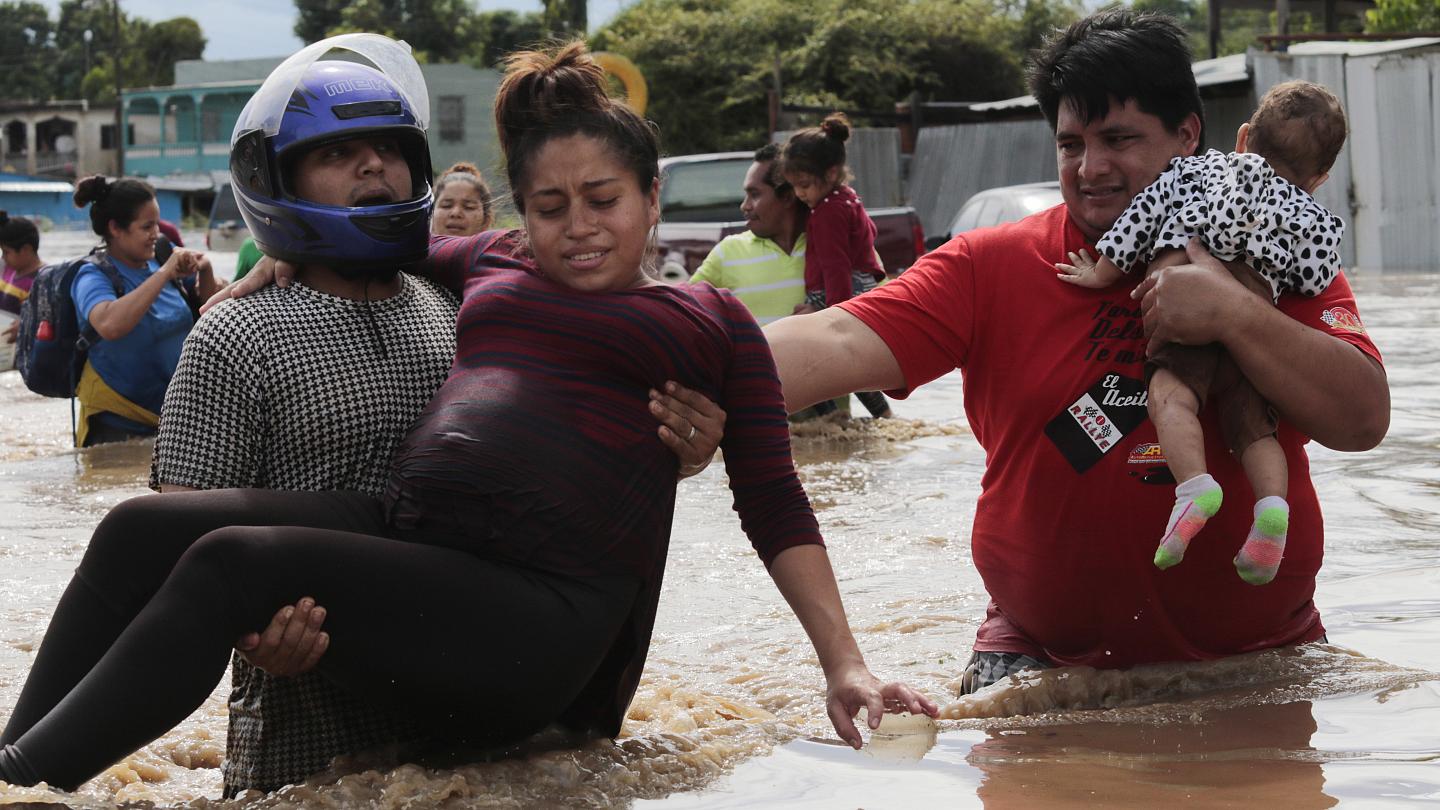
[[1320, 306, 1366, 334], [1127, 442, 1165, 464], [1044, 373, 1150, 473]]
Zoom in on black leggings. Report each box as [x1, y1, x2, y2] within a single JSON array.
[[0, 490, 639, 791]]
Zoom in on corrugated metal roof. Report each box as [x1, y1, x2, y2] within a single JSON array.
[[1287, 37, 1440, 56], [144, 174, 217, 192], [0, 181, 74, 193], [965, 53, 1252, 115]]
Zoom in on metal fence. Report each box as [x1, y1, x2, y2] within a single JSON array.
[[772, 127, 904, 209], [906, 119, 1058, 241]]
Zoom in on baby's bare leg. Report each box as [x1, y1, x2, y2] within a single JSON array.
[[1149, 368, 1205, 483], [1239, 436, 1286, 500], [1210, 273, 1291, 586], [1145, 248, 1225, 570]]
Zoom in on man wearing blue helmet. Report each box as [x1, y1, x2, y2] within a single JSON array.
[[151, 55, 456, 795], [147, 38, 722, 796]]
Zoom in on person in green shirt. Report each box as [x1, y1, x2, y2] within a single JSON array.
[[690, 144, 807, 325], [691, 144, 859, 419], [232, 237, 263, 282]]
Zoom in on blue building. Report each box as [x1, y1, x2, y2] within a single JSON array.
[[120, 57, 505, 213], [0, 173, 84, 227], [0, 170, 185, 230]]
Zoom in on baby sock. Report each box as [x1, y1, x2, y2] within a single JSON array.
[[1235, 496, 1289, 585], [1155, 473, 1222, 570]]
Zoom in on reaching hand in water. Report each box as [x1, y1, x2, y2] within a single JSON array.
[[826, 663, 940, 749], [235, 597, 329, 677]]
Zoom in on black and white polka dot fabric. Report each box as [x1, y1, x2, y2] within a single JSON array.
[[150, 273, 459, 795], [1097, 149, 1345, 301]]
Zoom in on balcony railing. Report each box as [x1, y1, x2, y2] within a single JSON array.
[[124, 139, 229, 175]]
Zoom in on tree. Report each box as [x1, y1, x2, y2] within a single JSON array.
[[1366, 0, 1440, 31], [143, 18, 205, 84], [544, 0, 586, 36], [472, 10, 549, 68], [592, 0, 1064, 154], [0, 0, 203, 102], [0, 1, 56, 101], [328, 0, 478, 62], [294, 0, 345, 43]]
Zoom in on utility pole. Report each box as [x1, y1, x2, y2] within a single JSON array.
[[112, 0, 123, 175]]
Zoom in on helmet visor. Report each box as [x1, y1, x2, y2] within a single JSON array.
[[233, 33, 429, 145]]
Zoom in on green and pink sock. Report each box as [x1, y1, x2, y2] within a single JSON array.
[[1154, 473, 1222, 570], [1235, 496, 1289, 585]]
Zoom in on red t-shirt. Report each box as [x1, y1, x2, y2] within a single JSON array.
[[838, 205, 1383, 668], [805, 184, 884, 305]]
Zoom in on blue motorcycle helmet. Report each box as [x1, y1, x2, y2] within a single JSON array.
[[230, 34, 433, 271]]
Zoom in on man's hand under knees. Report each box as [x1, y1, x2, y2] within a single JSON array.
[[650, 381, 726, 477], [235, 597, 329, 677]]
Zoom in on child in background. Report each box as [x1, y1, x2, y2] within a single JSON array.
[[1055, 80, 1349, 585], [1, 212, 44, 352], [432, 162, 495, 237], [781, 112, 892, 419]]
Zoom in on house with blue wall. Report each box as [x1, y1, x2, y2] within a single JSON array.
[[120, 56, 505, 215], [1, 172, 183, 230]]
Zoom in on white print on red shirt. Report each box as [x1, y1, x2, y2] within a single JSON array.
[[1044, 372, 1150, 474]]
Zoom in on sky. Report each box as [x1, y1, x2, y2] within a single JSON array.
[[37, 0, 629, 61]]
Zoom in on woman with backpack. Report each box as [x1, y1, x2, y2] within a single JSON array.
[[70, 176, 223, 446]]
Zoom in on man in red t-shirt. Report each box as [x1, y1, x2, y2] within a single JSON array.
[[766, 9, 1389, 690]]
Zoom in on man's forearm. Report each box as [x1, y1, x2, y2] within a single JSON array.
[[764, 308, 905, 413], [1224, 292, 1389, 450]]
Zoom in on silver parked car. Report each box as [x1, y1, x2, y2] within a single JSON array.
[[946, 180, 1064, 240]]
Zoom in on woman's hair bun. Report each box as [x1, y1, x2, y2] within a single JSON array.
[[441, 161, 483, 178], [820, 112, 851, 143], [73, 174, 111, 207], [495, 41, 611, 157]]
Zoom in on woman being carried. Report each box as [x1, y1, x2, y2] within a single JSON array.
[[0, 40, 934, 793]]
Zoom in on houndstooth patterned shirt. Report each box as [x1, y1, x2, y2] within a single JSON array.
[[150, 273, 458, 795]]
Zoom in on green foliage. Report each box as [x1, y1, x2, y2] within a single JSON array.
[[1130, 0, 1358, 59], [0, 1, 54, 101], [0, 0, 204, 102], [323, 0, 480, 62], [1366, 0, 1440, 32], [293, 0, 345, 43], [592, 0, 1075, 154], [295, 0, 548, 68], [543, 0, 586, 37], [471, 10, 549, 69]]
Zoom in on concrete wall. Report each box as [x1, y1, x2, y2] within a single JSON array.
[[770, 127, 905, 210], [0, 107, 118, 179]]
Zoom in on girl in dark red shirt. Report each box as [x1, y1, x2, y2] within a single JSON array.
[[781, 113, 892, 418]]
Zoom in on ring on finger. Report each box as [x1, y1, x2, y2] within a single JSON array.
[[686, 424, 697, 442]]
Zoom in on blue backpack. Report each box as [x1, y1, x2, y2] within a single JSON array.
[[16, 250, 122, 399]]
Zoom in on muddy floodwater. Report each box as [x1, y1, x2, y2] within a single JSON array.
[[1, 237, 1437, 808]]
